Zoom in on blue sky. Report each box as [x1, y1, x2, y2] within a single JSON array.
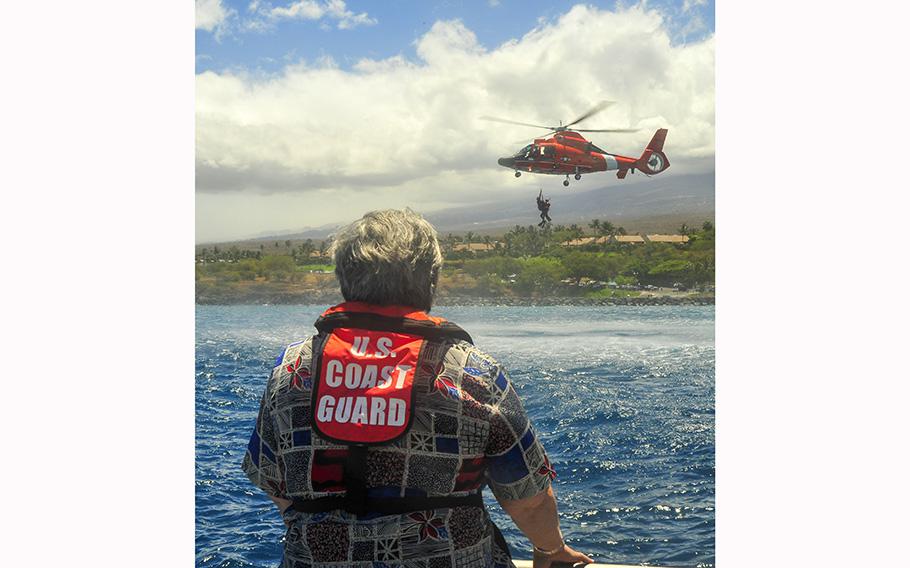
[[195, 1, 715, 243], [197, 0, 714, 74]]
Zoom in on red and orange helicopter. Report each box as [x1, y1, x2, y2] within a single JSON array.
[[482, 101, 669, 186]]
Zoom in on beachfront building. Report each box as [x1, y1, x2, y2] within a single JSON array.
[[452, 242, 497, 253], [645, 234, 690, 244], [564, 234, 662, 246], [562, 236, 597, 247], [612, 235, 646, 244]]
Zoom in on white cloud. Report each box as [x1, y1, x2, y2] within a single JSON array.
[[196, 5, 714, 240], [683, 0, 708, 13], [196, 0, 233, 36], [264, 0, 377, 29], [269, 0, 323, 20]]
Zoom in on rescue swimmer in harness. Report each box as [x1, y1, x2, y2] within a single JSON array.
[[242, 209, 592, 568], [536, 189, 552, 227]]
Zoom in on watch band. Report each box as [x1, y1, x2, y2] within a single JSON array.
[[533, 541, 565, 556]]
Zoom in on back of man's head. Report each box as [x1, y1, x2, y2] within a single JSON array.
[[331, 209, 443, 311]]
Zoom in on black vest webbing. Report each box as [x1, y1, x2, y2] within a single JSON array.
[[295, 310, 478, 517], [314, 310, 474, 344]]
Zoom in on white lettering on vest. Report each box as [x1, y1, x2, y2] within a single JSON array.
[[317, 395, 335, 421], [326, 360, 414, 391], [360, 364, 378, 388], [335, 397, 352, 422], [387, 398, 406, 426], [350, 397, 368, 425], [375, 336, 393, 358], [344, 363, 363, 389], [350, 336, 371, 356], [318, 395, 408, 427], [377, 365, 394, 389], [395, 364, 412, 389], [369, 397, 386, 425], [325, 360, 343, 387]]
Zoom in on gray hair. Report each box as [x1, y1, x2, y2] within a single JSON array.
[[331, 209, 443, 311]]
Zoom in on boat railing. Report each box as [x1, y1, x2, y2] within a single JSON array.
[[513, 561, 670, 568]]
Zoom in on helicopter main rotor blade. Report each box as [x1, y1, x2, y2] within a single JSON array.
[[506, 133, 557, 145], [564, 100, 615, 128], [573, 128, 640, 133], [479, 116, 556, 130]]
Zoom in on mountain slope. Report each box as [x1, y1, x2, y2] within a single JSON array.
[[219, 171, 715, 244], [424, 171, 714, 233]]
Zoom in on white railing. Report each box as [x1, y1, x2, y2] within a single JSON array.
[[513, 561, 668, 568]]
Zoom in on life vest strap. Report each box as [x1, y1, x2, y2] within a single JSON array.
[[315, 311, 474, 344], [341, 445, 369, 515], [291, 491, 484, 515]]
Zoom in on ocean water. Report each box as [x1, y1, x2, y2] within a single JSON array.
[[196, 305, 715, 567]]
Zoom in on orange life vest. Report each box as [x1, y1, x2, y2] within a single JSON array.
[[296, 302, 479, 516], [311, 302, 472, 445]]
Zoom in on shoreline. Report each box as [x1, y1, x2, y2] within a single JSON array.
[[195, 294, 714, 306]]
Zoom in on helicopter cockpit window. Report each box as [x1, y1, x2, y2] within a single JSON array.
[[515, 145, 533, 159]]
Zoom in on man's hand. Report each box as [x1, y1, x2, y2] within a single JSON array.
[[532, 544, 594, 568], [498, 487, 593, 567]]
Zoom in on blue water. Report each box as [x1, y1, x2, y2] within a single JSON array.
[[196, 305, 715, 567]]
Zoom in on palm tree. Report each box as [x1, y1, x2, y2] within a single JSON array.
[[588, 219, 601, 236]]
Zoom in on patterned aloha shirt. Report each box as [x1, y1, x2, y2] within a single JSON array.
[[242, 330, 555, 568]]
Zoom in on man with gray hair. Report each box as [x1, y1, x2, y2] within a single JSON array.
[[243, 209, 591, 568]]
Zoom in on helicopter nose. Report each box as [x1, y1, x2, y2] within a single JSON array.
[[497, 157, 514, 168]]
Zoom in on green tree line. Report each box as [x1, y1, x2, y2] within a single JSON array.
[[443, 221, 714, 294], [197, 221, 714, 296]]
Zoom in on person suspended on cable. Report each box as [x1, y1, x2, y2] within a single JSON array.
[[537, 189, 552, 227]]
